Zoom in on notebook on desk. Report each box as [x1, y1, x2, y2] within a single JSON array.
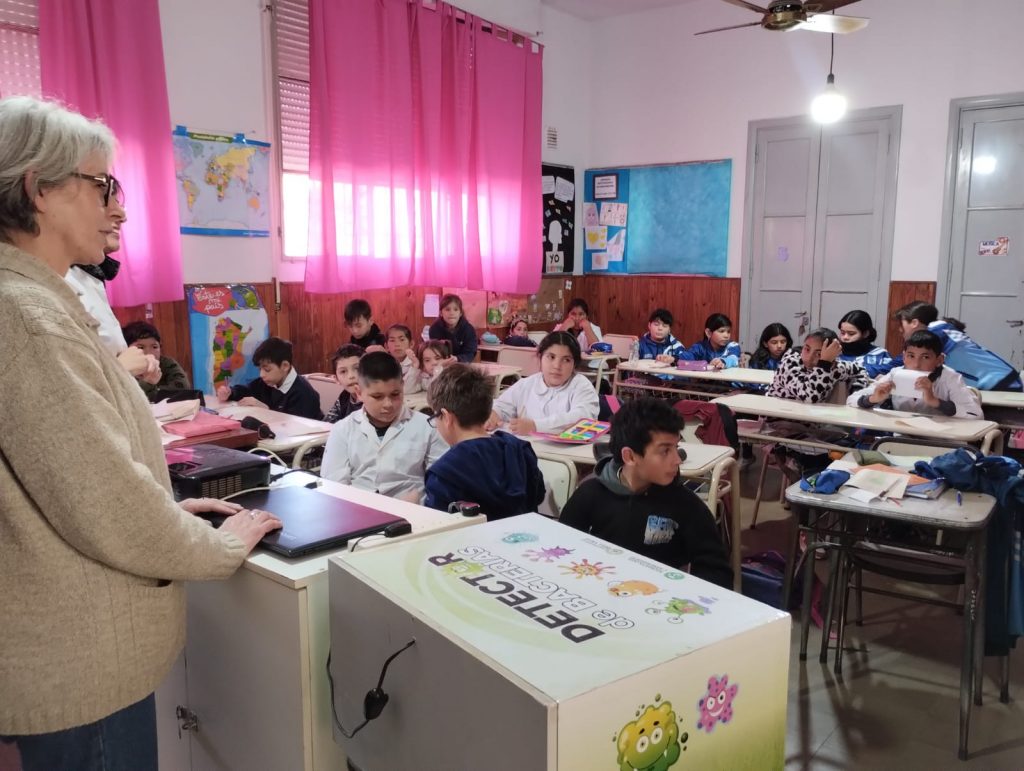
[[207, 486, 408, 558]]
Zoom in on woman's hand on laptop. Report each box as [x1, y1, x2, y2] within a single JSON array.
[[220, 508, 284, 552], [180, 498, 244, 516]]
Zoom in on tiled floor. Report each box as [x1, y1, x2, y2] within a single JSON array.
[[739, 463, 1024, 770]]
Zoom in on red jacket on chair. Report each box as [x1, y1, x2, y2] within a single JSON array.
[[673, 399, 739, 451]]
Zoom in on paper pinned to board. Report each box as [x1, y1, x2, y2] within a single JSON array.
[[582, 202, 599, 227], [584, 226, 608, 250], [591, 251, 610, 270], [606, 230, 625, 261], [541, 176, 555, 195], [423, 293, 440, 318], [554, 177, 575, 202]]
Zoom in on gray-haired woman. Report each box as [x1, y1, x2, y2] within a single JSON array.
[[0, 97, 281, 770]]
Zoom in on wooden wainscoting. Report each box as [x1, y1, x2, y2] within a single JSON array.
[[885, 281, 936, 355], [567, 275, 742, 349]]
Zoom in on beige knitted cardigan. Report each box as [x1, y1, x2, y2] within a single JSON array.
[[0, 243, 247, 735]]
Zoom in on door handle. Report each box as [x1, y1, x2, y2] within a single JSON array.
[[1006, 320, 1024, 328]]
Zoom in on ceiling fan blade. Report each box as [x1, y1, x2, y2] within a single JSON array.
[[803, 0, 862, 12], [717, 0, 769, 12], [695, 20, 763, 35], [798, 13, 869, 33]]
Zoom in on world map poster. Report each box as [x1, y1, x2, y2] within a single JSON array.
[[173, 126, 271, 237], [187, 285, 270, 395]]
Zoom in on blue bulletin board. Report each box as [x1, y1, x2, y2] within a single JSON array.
[[583, 160, 731, 276]]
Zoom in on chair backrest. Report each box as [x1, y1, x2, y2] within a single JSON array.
[[527, 331, 547, 344], [497, 346, 540, 375], [603, 333, 638, 359], [536, 457, 578, 516], [305, 374, 343, 415]]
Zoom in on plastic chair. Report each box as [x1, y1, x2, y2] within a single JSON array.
[[536, 457, 578, 517], [603, 334, 638, 359], [305, 374, 343, 417], [496, 346, 540, 376]]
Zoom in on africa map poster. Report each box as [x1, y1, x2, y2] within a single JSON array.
[[173, 126, 271, 237], [187, 285, 270, 395]]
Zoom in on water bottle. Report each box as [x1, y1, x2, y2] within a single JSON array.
[[629, 339, 639, 363]]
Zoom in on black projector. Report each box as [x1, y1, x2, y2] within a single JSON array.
[[165, 444, 271, 501]]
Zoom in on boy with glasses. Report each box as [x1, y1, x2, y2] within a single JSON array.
[[424, 365, 545, 519]]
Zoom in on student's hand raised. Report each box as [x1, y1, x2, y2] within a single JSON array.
[[819, 339, 842, 363]]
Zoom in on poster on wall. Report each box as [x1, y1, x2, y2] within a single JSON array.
[[542, 163, 575, 274], [172, 126, 272, 237], [187, 285, 270, 395]]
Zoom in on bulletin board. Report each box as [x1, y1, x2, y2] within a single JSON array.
[[485, 277, 566, 326], [583, 160, 731, 276], [542, 163, 575, 274]]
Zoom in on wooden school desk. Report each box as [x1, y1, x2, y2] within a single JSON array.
[[713, 393, 1004, 455], [980, 390, 1024, 430], [612, 359, 773, 398], [785, 480, 999, 761], [155, 470, 486, 771], [470, 361, 522, 393], [526, 435, 743, 591], [207, 398, 334, 468]]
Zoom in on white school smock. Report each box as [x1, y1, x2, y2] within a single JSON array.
[[492, 372, 600, 433], [321, 405, 448, 500], [65, 266, 127, 354], [846, 365, 983, 418]]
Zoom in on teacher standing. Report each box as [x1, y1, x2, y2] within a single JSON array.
[[0, 97, 281, 770]]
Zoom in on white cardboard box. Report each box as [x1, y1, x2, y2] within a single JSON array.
[[328, 513, 789, 771]]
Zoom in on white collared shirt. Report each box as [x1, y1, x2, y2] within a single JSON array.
[[278, 367, 298, 394], [321, 405, 449, 500], [492, 372, 600, 433], [64, 266, 126, 354]]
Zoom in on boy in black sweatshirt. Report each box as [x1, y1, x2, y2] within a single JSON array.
[[559, 398, 732, 588], [216, 336, 323, 420]]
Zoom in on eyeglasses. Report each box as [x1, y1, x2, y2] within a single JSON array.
[[426, 409, 443, 427], [69, 172, 125, 207]]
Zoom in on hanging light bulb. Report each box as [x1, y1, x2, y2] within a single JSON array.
[[810, 29, 846, 124], [811, 73, 847, 123]]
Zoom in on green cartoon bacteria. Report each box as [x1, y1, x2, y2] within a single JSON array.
[[616, 701, 681, 771]]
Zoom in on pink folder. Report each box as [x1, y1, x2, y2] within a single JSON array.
[[163, 411, 241, 438]]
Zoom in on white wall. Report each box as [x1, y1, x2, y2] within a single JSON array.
[[586, 0, 1024, 280], [159, 0, 274, 285]]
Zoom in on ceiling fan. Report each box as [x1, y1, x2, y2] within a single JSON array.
[[695, 0, 869, 36]]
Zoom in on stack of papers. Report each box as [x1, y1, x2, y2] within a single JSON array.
[[151, 399, 201, 424], [840, 468, 909, 503]]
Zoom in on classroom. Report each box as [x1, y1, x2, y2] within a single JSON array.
[[2, 0, 1024, 769]]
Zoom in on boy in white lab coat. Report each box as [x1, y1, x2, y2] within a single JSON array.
[[847, 330, 983, 418], [321, 352, 448, 501]]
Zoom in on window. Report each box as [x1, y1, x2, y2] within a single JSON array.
[[0, 0, 41, 98], [272, 0, 311, 259]]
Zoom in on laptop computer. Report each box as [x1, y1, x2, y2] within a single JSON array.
[[205, 486, 409, 558]]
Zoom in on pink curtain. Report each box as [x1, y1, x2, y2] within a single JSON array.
[[305, 0, 542, 294], [38, 0, 183, 306]]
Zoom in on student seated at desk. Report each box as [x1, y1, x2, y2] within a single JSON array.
[[428, 293, 478, 363], [416, 339, 451, 393], [423, 365, 545, 519], [896, 301, 1022, 392], [386, 323, 421, 393], [749, 322, 793, 372], [503, 316, 537, 347], [559, 399, 732, 589], [344, 298, 386, 350], [847, 330, 983, 418], [122, 320, 190, 398], [679, 313, 742, 370], [216, 337, 323, 420], [485, 332, 599, 435], [553, 297, 603, 352], [836, 310, 895, 379], [321, 352, 448, 501], [638, 307, 686, 362], [324, 343, 364, 423], [767, 327, 871, 403]]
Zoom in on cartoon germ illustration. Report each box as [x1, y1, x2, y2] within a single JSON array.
[[442, 561, 485, 578], [523, 545, 574, 562], [696, 674, 739, 733], [608, 580, 661, 598], [645, 598, 711, 623], [615, 701, 681, 771], [560, 558, 616, 580], [663, 571, 686, 581], [502, 532, 538, 544]]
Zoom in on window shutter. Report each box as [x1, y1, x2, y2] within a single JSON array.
[[0, 0, 40, 99], [273, 0, 310, 173]]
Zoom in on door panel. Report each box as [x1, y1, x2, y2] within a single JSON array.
[[825, 131, 879, 213], [945, 103, 1024, 368]]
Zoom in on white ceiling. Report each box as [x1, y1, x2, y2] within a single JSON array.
[[541, 0, 703, 22]]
